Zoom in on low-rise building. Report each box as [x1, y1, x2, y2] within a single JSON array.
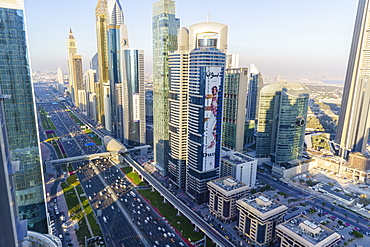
[[236, 193, 288, 247], [207, 176, 250, 222], [313, 183, 355, 205], [276, 214, 340, 247], [221, 148, 257, 188]]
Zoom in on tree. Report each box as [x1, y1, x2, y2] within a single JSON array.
[[352, 230, 364, 238], [322, 202, 326, 207], [331, 207, 335, 211]]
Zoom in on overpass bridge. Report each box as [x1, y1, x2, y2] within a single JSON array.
[[47, 152, 111, 165]]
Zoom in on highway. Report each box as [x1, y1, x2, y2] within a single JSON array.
[[121, 154, 235, 247]]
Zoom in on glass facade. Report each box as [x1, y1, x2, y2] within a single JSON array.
[[256, 83, 309, 164], [0, 5, 47, 232], [152, 0, 180, 175], [187, 48, 226, 203], [122, 49, 146, 146]]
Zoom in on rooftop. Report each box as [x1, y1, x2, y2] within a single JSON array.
[[239, 192, 284, 212], [221, 150, 255, 164], [319, 184, 353, 202], [211, 176, 247, 192], [278, 215, 340, 246]]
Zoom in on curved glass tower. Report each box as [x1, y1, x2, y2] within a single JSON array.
[[0, 0, 46, 233]]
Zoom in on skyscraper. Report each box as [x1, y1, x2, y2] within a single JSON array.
[[56, 67, 65, 94], [256, 83, 309, 165], [0, 0, 47, 232], [152, 0, 180, 175], [107, 0, 129, 138], [122, 49, 146, 146], [244, 64, 264, 146], [336, 0, 370, 155], [84, 68, 98, 121], [95, 0, 111, 130], [168, 27, 189, 189], [222, 66, 249, 151], [67, 29, 84, 108], [186, 22, 228, 203]]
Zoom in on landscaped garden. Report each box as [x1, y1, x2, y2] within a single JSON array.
[[121, 167, 147, 186]]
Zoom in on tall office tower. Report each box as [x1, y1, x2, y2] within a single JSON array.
[[115, 83, 124, 140], [222, 67, 249, 151], [0, 0, 47, 232], [67, 29, 84, 108], [57, 67, 65, 94], [236, 193, 288, 247], [122, 49, 146, 146], [84, 69, 98, 121], [336, 0, 370, 155], [107, 0, 129, 138], [0, 92, 27, 247], [186, 22, 228, 204], [256, 83, 309, 164], [152, 0, 180, 175], [245, 64, 264, 145], [95, 0, 111, 129], [168, 27, 189, 189]]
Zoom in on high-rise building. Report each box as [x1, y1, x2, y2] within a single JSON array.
[[152, 0, 180, 175], [207, 176, 249, 222], [168, 27, 189, 189], [276, 215, 340, 247], [67, 29, 84, 108], [107, 0, 129, 138], [236, 193, 288, 247], [256, 83, 309, 165], [336, 0, 370, 155], [84, 68, 98, 121], [95, 0, 111, 129], [186, 22, 228, 204], [0, 0, 47, 232], [56, 67, 65, 94], [0, 92, 27, 246], [122, 49, 146, 146], [222, 66, 249, 151], [244, 64, 264, 146]]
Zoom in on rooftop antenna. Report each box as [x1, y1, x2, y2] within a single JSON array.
[[207, 12, 210, 22]]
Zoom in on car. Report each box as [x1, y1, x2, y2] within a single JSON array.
[[58, 234, 63, 239], [155, 241, 159, 245]]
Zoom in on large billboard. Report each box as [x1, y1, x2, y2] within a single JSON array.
[[203, 66, 222, 171]]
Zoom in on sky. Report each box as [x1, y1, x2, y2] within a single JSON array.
[[24, 0, 359, 79]]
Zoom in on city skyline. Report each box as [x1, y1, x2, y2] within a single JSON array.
[[25, 0, 357, 79]]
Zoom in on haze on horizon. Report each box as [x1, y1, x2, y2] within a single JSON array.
[[25, 0, 358, 79]]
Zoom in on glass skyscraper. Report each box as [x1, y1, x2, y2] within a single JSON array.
[[122, 49, 146, 146], [256, 83, 309, 164], [0, 0, 47, 233], [152, 0, 180, 175]]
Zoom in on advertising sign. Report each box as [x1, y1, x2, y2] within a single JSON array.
[[133, 93, 140, 122], [202, 66, 222, 171]]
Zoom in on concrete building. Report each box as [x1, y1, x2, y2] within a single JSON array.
[[207, 176, 249, 222], [84, 69, 98, 121], [220, 148, 257, 188], [0, 0, 47, 232], [152, 0, 180, 176], [95, 0, 111, 129], [256, 83, 309, 165], [168, 27, 189, 189], [276, 215, 340, 247], [236, 193, 288, 247], [222, 66, 249, 151], [56, 67, 65, 94], [122, 49, 146, 146], [336, 0, 370, 155], [67, 29, 84, 109], [186, 22, 228, 204], [348, 152, 370, 172]]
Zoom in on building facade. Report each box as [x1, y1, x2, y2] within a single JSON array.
[[236, 193, 288, 247], [67, 29, 84, 108], [168, 27, 189, 189], [152, 0, 180, 175], [336, 0, 370, 155], [220, 148, 257, 188], [222, 67, 249, 151], [84, 68, 98, 121], [186, 22, 228, 204], [207, 176, 249, 222], [0, 0, 47, 232], [256, 83, 309, 165], [276, 215, 340, 247], [122, 49, 146, 146]]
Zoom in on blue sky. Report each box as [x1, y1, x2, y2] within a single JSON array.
[[24, 0, 358, 79]]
